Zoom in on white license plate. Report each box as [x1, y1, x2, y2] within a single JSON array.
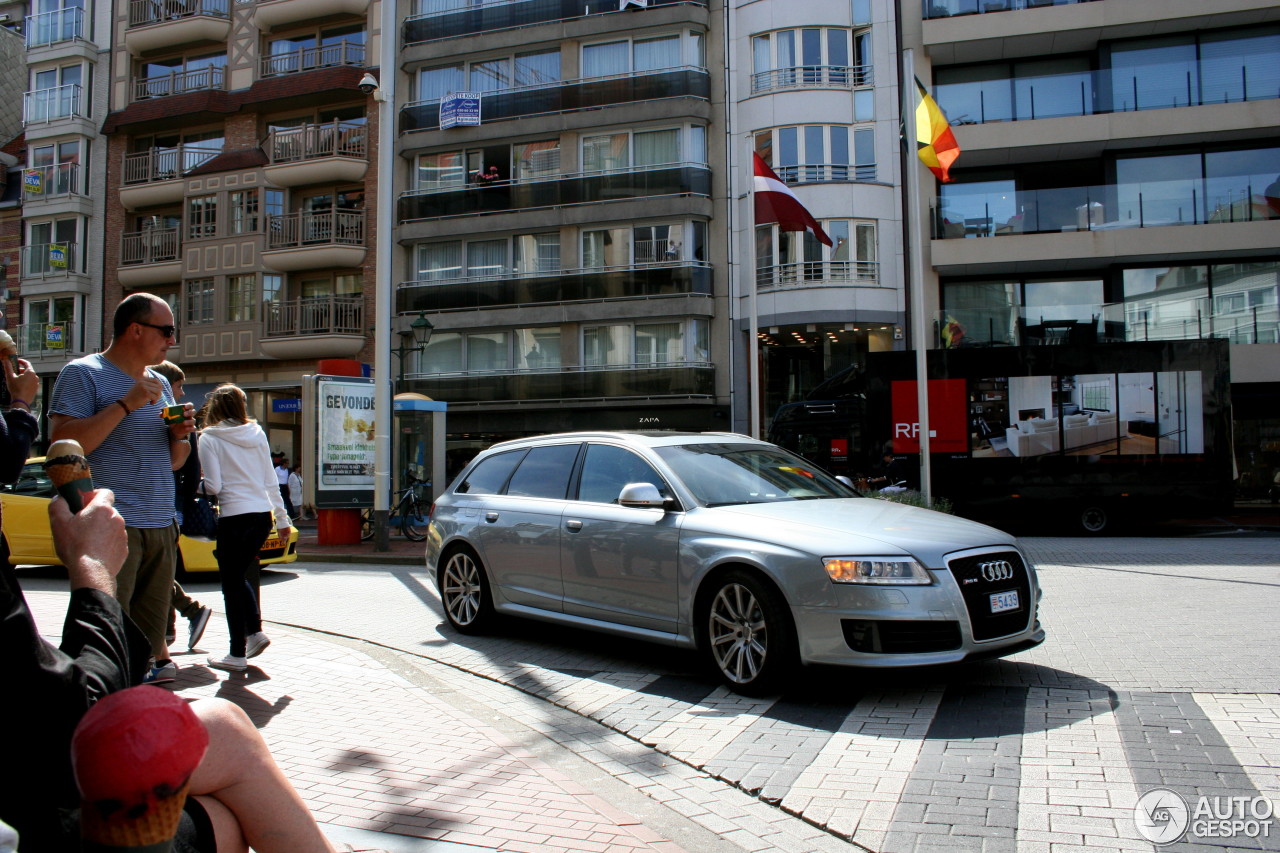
[[989, 590, 1020, 614]]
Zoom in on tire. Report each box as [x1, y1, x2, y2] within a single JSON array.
[[1079, 504, 1110, 535], [400, 501, 426, 541], [439, 546, 495, 634], [698, 568, 796, 696], [360, 509, 374, 541]]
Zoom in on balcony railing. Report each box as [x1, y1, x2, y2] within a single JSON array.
[[128, 0, 229, 27], [934, 293, 1280, 349], [267, 209, 365, 249], [122, 145, 221, 184], [21, 163, 84, 201], [14, 321, 82, 358], [266, 121, 367, 163], [774, 163, 877, 184], [757, 261, 879, 288], [401, 67, 710, 132], [404, 0, 705, 44], [264, 296, 364, 337], [938, 62, 1280, 126], [21, 242, 81, 278], [133, 66, 226, 100], [23, 84, 86, 124], [934, 178, 1280, 239], [923, 0, 1100, 20], [751, 64, 873, 94], [25, 7, 85, 48], [260, 40, 364, 77], [121, 228, 181, 265], [399, 163, 711, 221], [397, 263, 712, 313], [403, 364, 714, 402]]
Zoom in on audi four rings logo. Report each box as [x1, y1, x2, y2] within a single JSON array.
[[979, 560, 1015, 582]]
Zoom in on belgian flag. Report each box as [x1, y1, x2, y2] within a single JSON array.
[[915, 80, 961, 183]]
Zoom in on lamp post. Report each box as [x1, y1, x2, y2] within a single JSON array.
[[372, 311, 433, 550], [391, 311, 434, 379]]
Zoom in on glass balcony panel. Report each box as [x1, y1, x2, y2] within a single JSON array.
[[402, 365, 714, 403], [922, 0, 1100, 21], [404, 0, 706, 44], [26, 7, 85, 48], [22, 163, 83, 201], [756, 260, 879, 288], [397, 264, 711, 312], [15, 321, 82, 357], [21, 242, 80, 278], [23, 85, 85, 124]]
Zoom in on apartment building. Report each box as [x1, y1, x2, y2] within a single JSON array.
[[911, 0, 1280, 493], [95, 0, 381, 455]]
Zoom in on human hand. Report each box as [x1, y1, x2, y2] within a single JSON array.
[[50, 489, 128, 593], [3, 357, 38, 404], [277, 525, 294, 542], [168, 403, 197, 439], [125, 373, 166, 411]]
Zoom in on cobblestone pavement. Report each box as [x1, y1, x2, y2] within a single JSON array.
[[20, 535, 1280, 852]]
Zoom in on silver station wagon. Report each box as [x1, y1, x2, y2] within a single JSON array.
[[428, 432, 1045, 694]]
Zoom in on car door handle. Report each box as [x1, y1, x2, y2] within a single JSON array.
[[565, 519, 582, 532], [484, 512, 499, 523]]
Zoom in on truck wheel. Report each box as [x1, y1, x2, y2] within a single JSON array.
[[1079, 504, 1110, 535]]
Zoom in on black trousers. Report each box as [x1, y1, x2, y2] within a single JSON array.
[[215, 512, 272, 657], [279, 483, 295, 518]]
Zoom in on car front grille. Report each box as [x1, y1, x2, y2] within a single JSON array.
[[947, 550, 1033, 641], [842, 619, 963, 654]]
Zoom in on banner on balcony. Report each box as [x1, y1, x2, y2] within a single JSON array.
[[45, 325, 65, 349], [48, 243, 68, 268], [440, 92, 481, 129], [24, 170, 43, 194], [619, 0, 648, 8]]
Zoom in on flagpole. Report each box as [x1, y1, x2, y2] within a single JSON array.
[[902, 48, 933, 505], [748, 173, 761, 440]]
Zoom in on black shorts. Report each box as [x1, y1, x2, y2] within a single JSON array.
[[173, 797, 217, 853]]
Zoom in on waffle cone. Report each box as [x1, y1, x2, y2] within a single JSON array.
[[81, 781, 189, 850], [45, 455, 91, 487]]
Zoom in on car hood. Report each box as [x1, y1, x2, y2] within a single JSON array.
[[697, 498, 1016, 567]]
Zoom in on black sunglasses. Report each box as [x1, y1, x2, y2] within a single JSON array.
[[135, 320, 177, 338]]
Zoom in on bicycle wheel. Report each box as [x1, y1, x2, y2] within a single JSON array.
[[400, 497, 426, 541], [360, 509, 375, 541]]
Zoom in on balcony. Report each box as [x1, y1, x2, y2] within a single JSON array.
[[773, 163, 877, 185], [263, 121, 368, 187], [757, 261, 880, 290], [260, 40, 364, 77], [403, 0, 705, 44], [21, 163, 85, 205], [260, 296, 365, 359], [397, 263, 712, 313], [262, 209, 366, 271], [25, 7, 85, 49], [750, 64, 872, 95], [120, 145, 221, 209], [402, 364, 714, 403], [253, 0, 370, 32], [119, 228, 182, 287], [13, 321, 84, 361], [23, 84, 88, 126], [125, 0, 230, 54], [398, 163, 711, 221], [401, 67, 710, 132], [20, 243, 82, 281], [133, 66, 226, 102], [922, 0, 1098, 20]]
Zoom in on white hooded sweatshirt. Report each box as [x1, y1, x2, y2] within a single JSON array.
[[198, 420, 289, 531]]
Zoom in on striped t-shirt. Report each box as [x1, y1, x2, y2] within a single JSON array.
[[48, 354, 177, 528]]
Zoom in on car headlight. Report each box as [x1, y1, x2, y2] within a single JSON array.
[[822, 557, 931, 585]]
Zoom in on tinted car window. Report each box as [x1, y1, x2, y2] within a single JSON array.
[[576, 444, 666, 504], [458, 449, 525, 495], [506, 444, 579, 499], [655, 442, 850, 506], [9, 463, 54, 498]]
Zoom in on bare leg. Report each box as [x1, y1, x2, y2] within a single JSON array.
[[187, 699, 337, 853]]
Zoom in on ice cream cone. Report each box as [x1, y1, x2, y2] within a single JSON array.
[[80, 781, 189, 852], [45, 439, 93, 513], [0, 329, 16, 371]]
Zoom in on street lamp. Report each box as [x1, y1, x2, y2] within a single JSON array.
[[391, 311, 434, 379]]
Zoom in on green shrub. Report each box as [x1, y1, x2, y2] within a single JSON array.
[[869, 489, 954, 514]]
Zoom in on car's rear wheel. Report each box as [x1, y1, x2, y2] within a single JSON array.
[[439, 547, 494, 634], [699, 569, 796, 696]]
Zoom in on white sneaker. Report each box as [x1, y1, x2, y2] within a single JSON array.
[[207, 655, 248, 672], [245, 632, 271, 659]]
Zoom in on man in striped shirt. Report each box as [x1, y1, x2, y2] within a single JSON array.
[[48, 293, 196, 684]]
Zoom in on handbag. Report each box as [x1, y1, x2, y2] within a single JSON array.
[[182, 483, 218, 540]]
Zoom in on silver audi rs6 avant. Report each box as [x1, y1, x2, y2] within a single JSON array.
[[428, 432, 1045, 694]]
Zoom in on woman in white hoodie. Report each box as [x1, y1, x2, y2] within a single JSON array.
[[198, 384, 292, 672]]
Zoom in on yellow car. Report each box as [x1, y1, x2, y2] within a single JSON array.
[[2, 457, 298, 573]]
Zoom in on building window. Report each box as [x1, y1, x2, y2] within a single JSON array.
[[751, 28, 870, 93], [583, 320, 706, 366], [263, 25, 365, 77], [227, 275, 256, 322], [514, 140, 560, 181], [417, 49, 560, 100], [515, 328, 561, 369], [25, 216, 82, 276], [230, 190, 259, 234], [186, 279, 216, 325], [187, 195, 217, 239], [754, 126, 875, 183], [581, 33, 702, 78], [581, 126, 703, 172], [137, 52, 226, 98], [755, 220, 877, 285], [419, 330, 512, 373], [27, 63, 85, 121], [583, 222, 705, 267]]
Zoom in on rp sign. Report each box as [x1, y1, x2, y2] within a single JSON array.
[[890, 379, 968, 454]]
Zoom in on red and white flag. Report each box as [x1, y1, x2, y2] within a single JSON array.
[[752, 152, 833, 247]]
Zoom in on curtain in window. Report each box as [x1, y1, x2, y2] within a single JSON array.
[[582, 228, 627, 268], [635, 323, 682, 364], [419, 65, 463, 101], [466, 240, 506, 277], [634, 36, 679, 72], [583, 325, 630, 365], [582, 41, 627, 78], [633, 129, 678, 167], [417, 242, 461, 281]]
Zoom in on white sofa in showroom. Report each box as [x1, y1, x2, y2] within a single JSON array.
[[1005, 418, 1059, 456]]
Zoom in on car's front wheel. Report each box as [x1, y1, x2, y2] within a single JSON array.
[[439, 547, 495, 634], [699, 569, 796, 696]]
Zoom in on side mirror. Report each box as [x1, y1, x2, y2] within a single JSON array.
[[835, 475, 854, 488], [618, 482, 667, 509]]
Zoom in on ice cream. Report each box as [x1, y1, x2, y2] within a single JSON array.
[[44, 439, 94, 513], [0, 329, 15, 358], [72, 687, 209, 852]]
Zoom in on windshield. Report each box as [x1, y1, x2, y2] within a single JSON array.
[[654, 443, 854, 507]]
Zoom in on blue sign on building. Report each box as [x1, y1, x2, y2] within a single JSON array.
[[273, 398, 303, 413], [440, 92, 481, 129]]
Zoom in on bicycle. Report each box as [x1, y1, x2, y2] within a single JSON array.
[[360, 473, 429, 542]]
